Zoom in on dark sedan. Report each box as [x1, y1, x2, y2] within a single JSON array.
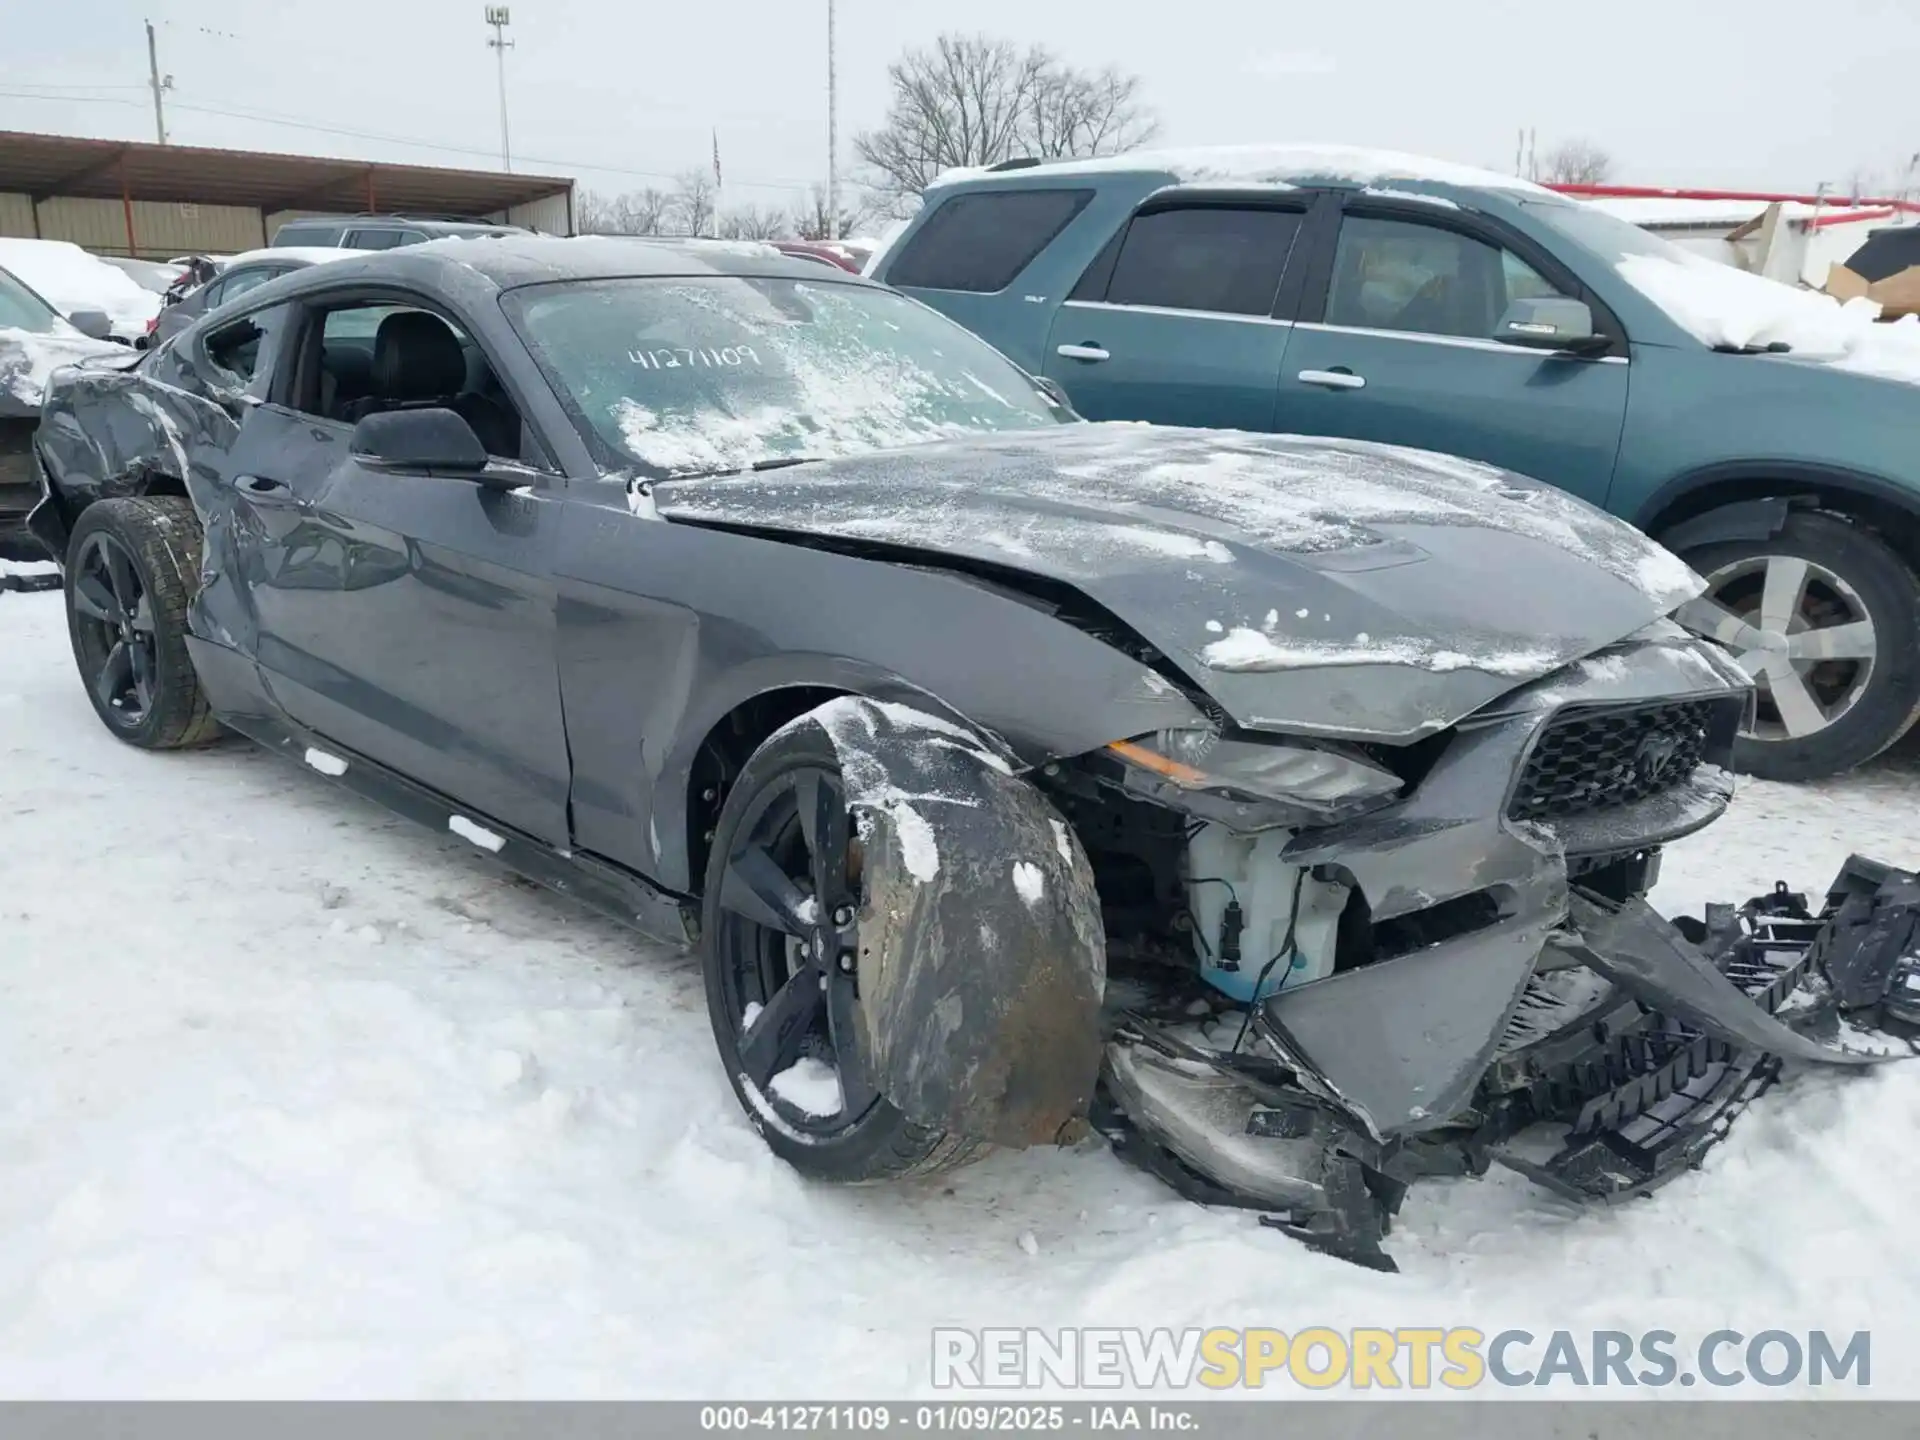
[[27, 236, 1885, 1268]]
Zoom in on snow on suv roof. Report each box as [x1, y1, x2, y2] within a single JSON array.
[[932, 144, 1554, 196]]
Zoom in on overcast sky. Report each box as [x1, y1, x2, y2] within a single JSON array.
[[7, 0, 1918, 216]]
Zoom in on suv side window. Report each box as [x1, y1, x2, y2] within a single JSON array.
[[1325, 215, 1569, 340], [346, 228, 425, 251], [202, 307, 282, 394], [1102, 206, 1303, 317], [275, 222, 344, 246], [886, 189, 1092, 293]]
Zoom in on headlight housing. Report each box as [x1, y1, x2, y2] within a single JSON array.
[[1105, 728, 1404, 830]]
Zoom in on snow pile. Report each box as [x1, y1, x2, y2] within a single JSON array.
[[933, 144, 1552, 196], [1203, 626, 1559, 676], [3, 591, 1919, 1396], [0, 239, 161, 340], [0, 326, 122, 405], [1618, 251, 1920, 384]]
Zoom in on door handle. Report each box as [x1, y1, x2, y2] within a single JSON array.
[[1056, 343, 1110, 363], [1297, 369, 1366, 390], [238, 474, 291, 494]]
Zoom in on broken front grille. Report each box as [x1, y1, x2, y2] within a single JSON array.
[[1507, 698, 1721, 824]]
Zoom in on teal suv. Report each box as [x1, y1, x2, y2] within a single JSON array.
[[872, 146, 1920, 780]]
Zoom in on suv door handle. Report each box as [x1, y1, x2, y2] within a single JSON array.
[[1056, 343, 1110, 362], [1298, 369, 1366, 390]]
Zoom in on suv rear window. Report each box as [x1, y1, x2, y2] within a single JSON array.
[[1103, 206, 1304, 317], [345, 229, 425, 251], [886, 188, 1092, 293]]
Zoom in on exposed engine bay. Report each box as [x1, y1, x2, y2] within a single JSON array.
[[988, 629, 1920, 1270]]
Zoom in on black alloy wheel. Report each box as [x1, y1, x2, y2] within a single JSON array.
[[711, 761, 882, 1138], [70, 528, 161, 729], [699, 717, 975, 1182]]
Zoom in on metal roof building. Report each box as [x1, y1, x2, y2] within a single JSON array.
[[0, 130, 575, 258]]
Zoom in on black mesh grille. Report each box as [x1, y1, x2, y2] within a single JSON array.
[[1508, 699, 1718, 823]]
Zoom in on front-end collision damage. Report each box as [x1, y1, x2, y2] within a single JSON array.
[[1079, 629, 1913, 1267], [805, 697, 1107, 1148]]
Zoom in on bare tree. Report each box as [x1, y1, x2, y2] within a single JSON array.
[[575, 186, 671, 236], [1535, 139, 1614, 185], [717, 204, 793, 241], [670, 170, 718, 237], [791, 184, 871, 241], [855, 33, 1158, 213]]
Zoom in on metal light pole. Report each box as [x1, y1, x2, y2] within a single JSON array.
[[145, 19, 171, 144], [485, 6, 514, 173], [826, 0, 839, 240]]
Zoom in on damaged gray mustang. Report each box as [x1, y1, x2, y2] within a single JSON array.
[[27, 238, 1920, 1268]]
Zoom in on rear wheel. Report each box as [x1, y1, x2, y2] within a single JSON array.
[[64, 496, 221, 750], [1677, 512, 1920, 781], [699, 717, 976, 1183]]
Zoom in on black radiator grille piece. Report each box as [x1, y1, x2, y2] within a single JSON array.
[[1509, 699, 1718, 823]]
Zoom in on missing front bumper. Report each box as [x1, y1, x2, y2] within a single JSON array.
[[1099, 856, 1919, 1269]]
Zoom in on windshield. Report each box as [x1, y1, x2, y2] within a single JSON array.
[[504, 275, 1065, 475], [0, 266, 62, 334]]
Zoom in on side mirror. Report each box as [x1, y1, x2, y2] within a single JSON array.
[[350, 408, 490, 475], [67, 309, 114, 340], [1493, 297, 1608, 354]]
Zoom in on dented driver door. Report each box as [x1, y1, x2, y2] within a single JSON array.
[[216, 301, 572, 848]]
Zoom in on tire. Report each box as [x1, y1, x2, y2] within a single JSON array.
[[63, 495, 222, 750], [699, 716, 979, 1184], [1678, 511, 1920, 782]]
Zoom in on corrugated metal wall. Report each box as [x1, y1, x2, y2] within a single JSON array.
[[507, 193, 572, 235], [0, 193, 265, 257], [3, 189, 575, 255]]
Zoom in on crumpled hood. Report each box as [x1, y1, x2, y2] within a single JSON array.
[[654, 424, 1707, 740]]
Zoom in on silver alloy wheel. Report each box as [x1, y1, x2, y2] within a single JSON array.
[[1676, 555, 1877, 743]]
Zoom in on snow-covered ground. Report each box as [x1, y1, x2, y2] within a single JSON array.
[[2, 585, 1917, 1398]]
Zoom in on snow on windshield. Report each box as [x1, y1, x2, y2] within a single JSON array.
[[1616, 250, 1920, 384], [0, 239, 160, 339], [509, 277, 1060, 475]]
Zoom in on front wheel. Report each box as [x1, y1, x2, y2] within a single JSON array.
[[699, 717, 977, 1183], [1677, 512, 1920, 781]]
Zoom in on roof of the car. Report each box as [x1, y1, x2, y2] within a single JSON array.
[[223, 246, 356, 269], [280, 234, 880, 292], [928, 143, 1556, 200], [279, 215, 523, 234]]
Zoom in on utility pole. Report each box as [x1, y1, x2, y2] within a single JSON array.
[[145, 19, 171, 144], [484, 6, 514, 172], [826, 0, 839, 240]]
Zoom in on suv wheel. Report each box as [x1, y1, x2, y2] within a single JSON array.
[[1677, 512, 1920, 781]]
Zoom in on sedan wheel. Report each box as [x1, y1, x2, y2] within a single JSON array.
[[71, 530, 162, 728], [63, 495, 222, 750], [1677, 512, 1920, 781], [699, 715, 978, 1182]]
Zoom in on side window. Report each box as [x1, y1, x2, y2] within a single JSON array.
[[214, 268, 275, 307], [346, 229, 412, 251], [1103, 206, 1303, 317], [294, 300, 523, 461], [1325, 216, 1571, 340], [203, 311, 277, 391], [276, 223, 343, 246], [885, 189, 1093, 293]]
